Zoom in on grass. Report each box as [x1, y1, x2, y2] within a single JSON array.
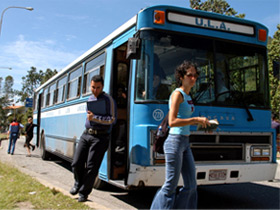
[[0, 133, 8, 140], [0, 161, 93, 209]]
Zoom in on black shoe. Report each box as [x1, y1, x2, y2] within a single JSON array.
[[78, 195, 88, 202], [32, 145, 35, 151], [69, 187, 79, 195]]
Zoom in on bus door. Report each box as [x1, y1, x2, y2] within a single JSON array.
[[110, 42, 130, 184], [36, 93, 42, 147]]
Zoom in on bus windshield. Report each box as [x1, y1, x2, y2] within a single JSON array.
[[135, 30, 270, 109]]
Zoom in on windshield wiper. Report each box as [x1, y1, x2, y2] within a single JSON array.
[[193, 82, 213, 103], [242, 100, 254, 121]]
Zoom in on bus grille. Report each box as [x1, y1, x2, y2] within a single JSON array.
[[189, 133, 271, 162], [191, 144, 243, 161], [151, 131, 272, 163]]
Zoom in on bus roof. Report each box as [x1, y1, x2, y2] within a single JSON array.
[[35, 15, 136, 92]]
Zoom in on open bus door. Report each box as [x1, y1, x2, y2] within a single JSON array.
[[110, 42, 131, 187], [36, 93, 42, 147]]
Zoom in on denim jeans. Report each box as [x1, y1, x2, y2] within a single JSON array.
[[150, 134, 197, 209], [7, 133, 18, 154]]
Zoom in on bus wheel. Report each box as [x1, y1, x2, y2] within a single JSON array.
[[40, 134, 51, 160], [93, 176, 107, 190]]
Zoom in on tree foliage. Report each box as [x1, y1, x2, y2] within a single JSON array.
[[268, 24, 280, 118], [189, 0, 245, 18], [4, 76, 14, 99], [18, 67, 57, 101]]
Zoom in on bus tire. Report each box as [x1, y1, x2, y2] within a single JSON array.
[[93, 176, 107, 190], [40, 133, 51, 160]]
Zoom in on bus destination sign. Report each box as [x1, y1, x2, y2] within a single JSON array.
[[168, 12, 254, 35]]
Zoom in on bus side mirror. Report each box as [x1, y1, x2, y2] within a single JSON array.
[[126, 37, 141, 60]]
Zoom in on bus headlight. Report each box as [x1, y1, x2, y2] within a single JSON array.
[[250, 146, 270, 161], [252, 148, 261, 156], [262, 148, 270, 156]]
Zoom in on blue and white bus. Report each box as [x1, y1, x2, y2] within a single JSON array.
[[33, 5, 277, 189]]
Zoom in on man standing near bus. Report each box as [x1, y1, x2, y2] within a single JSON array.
[[24, 116, 38, 157], [70, 75, 116, 202], [7, 118, 23, 155]]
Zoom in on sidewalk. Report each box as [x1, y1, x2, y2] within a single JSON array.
[[0, 137, 109, 210]]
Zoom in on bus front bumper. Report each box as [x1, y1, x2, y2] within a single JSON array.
[[127, 163, 278, 187]]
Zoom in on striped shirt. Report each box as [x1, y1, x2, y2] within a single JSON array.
[[85, 92, 117, 131]]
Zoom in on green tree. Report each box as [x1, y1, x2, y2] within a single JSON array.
[[0, 76, 14, 132], [3, 76, 14, 100], [0, 77, 3, 96], [41, 68, 58, 84], [18, 67, 57, 101], [189, 0, 245, 18], [0, 96, 9, 132], [268, 24, 280, 118]]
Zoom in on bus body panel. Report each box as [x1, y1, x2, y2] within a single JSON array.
[[137, 6, 268, 46]]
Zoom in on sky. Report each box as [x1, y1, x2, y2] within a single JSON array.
[[0, 0, 279, 92]]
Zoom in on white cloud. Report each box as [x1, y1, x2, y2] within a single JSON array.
[[0, 35, 81, 90]]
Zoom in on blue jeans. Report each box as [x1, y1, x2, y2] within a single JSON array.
[[7, 133, 18, 154], [151, 134, 197, 209]]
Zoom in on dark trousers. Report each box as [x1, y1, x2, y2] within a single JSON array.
[[7, 133, 18, 154], [25, 135, 34, 149], [71, 132, 110, 197]]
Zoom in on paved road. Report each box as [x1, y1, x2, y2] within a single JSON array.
[[0, 137, 280, 209]]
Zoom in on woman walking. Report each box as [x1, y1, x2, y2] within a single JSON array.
[[151, 61, 210, 209]]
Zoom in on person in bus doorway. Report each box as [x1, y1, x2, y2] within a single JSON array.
[[7, 118, 24, 155], [150, 61, 210, 209], [24, 116, 38, 157], [70, 75, 117, 202]]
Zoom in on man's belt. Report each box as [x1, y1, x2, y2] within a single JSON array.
[[85, 128, 109, 135]]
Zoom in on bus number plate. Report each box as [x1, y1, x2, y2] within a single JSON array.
[[209, 169, 227, 181]]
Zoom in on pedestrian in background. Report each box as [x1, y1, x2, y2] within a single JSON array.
[[70, 75, 117, 202], [24, 116, 38, 157], [150, 61, 210, 209], [271, 113, 280, 135], [7, 118, 23, 155]]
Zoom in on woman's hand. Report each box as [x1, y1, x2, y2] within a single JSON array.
[[87, 111, 94, 121], [196, 117, 210, 128]]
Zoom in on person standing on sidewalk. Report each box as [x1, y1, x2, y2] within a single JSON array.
[[24, 116, 38, 157], [150, 61, 210, 209], [69, 75, 117, 202], [7, 118, 23, 155]]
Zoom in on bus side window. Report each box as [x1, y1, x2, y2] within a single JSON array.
[[46, 89, 50, 107], [57, 76, 67, 104], [42, 88, 48, 108], [49, 82, 56, 106], [33, 94, 37, 111], [67, 66, 82, 100], [83, 53, 105, 95]]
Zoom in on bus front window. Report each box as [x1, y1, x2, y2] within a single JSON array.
[[213, 40, 269, 108], [135, 30, 269, 109], [135, 31, 214, 103]]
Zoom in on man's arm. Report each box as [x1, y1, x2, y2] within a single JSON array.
[[88, 94, 117, 125]]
